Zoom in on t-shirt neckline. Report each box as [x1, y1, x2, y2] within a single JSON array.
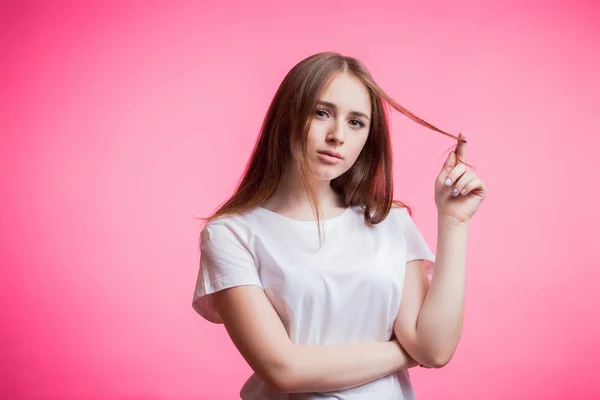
[[254, 206, 354, 229]]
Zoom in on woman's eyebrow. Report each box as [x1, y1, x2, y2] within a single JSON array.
[[316, 100, 370, 121]]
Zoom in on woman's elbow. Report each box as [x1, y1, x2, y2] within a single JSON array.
[[420, 351, 454, 369], [257, 352, 301, 393], [263, 364, 301, 393], [267, 357, 316, 393]]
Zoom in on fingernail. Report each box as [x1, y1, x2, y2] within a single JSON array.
[[444, 178, 452, 186], [452, 188, 458, 196], [460, 188, 467, 195]]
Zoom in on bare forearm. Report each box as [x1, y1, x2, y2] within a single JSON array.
[[276, 340, 418, 393], [416, 216, 468, 365]]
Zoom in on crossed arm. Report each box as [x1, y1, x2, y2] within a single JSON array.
[[205, 218, 467, 394], [210, 284, 418, 394]]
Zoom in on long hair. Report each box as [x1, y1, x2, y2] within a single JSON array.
[[201, 52, 464, 229]]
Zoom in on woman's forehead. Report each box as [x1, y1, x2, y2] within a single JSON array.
[[319, 73, 371, 116]]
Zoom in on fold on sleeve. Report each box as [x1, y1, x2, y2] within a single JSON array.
[[192, 221, 263, 324], [401, 208, 436, 280]]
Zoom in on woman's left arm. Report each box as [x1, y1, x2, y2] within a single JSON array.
[[394, 132, 487, 368], [394, 219, 468, 369]]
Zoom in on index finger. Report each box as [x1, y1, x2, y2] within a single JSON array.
[[456, 131, 467, 162]]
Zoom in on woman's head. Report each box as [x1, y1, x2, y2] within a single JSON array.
[[205, 52, 462, 224]]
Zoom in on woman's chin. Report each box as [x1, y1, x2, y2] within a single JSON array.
[[311, 168, 342, 182]]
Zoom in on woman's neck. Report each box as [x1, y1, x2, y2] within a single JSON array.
[[261, 166, 346, 221]]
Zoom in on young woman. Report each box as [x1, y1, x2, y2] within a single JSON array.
[[192, 52, 486, 399]]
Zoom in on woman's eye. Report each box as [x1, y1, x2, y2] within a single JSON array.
[[349, 119, 365, 128], [315, 109, 329, 118]]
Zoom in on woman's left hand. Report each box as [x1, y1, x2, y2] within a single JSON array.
[[435, 132, 487, 224]]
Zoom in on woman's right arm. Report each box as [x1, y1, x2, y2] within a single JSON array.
[[211, 284, 419, 394]]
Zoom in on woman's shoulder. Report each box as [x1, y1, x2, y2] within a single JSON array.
[[343, 203, 411, 234], [390, 200, 410, 211], [203, 207, 261, 227], [389, 203, 410, 217], [381, 202, 415, 230], [200, 207, 262, 242]]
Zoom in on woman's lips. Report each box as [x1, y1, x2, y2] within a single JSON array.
[[317, 151, 343, 164]]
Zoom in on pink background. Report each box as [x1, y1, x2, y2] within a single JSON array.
[[1, 0, 599, 399]]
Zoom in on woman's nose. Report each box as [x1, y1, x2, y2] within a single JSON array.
[[327, 120, 345, 144]]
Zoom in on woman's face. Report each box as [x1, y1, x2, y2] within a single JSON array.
[[304, 72, 372, 181]]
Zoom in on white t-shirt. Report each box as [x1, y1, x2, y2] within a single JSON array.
[[192, 204, 436, 400]]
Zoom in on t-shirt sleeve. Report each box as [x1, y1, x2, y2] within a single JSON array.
[[400, 208, 436, 279], [192, 221, 263, 324]]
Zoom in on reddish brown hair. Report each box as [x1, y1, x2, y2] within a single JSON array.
[[201, 52, 464, 228]]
